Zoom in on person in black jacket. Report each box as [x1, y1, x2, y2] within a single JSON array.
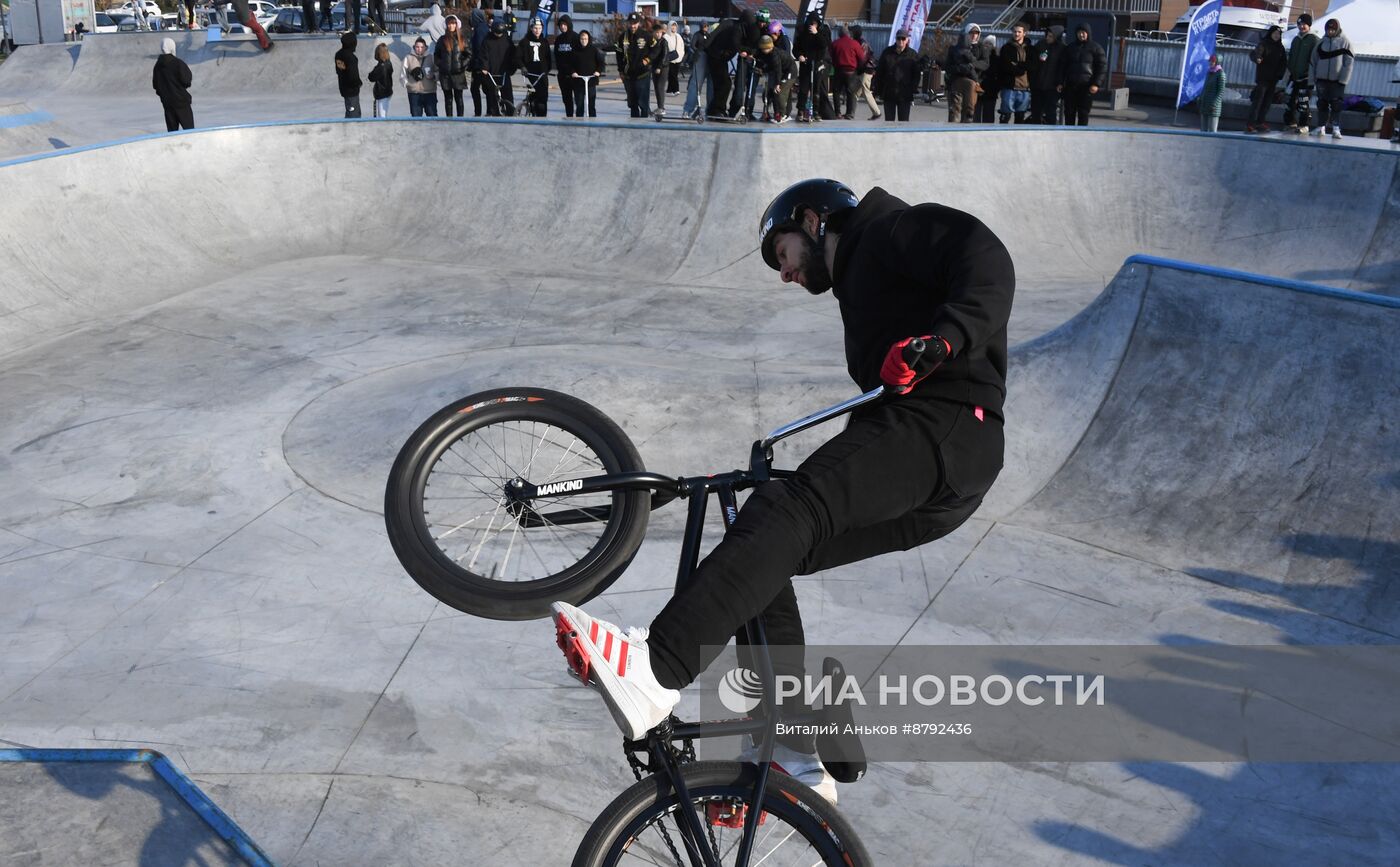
[[754, 33, 795, 122], [571, 28, 605, 117], [549, 179, 1013, 787], [367, 41, 393, 116], [704, 11, 762, 119], [480, 17, 517, 116], [1059, 23, 1106, 126], [519, 17, 552, 116], [872, 29, 919, 122], [435, 15, 470, 117], [1027, 25, 1064, 124], [793, 12, 829, 122], [1246, 25, 1286, 132], [554, 14, 578, 117], [334, 31, 362, 118], [649, 21, 670, 116], [615, 12, 653, 117], [944, 23, 990, 123], [152, 37, 194, 131]]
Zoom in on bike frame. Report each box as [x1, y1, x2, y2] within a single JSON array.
[[523, 385, 886, 867]]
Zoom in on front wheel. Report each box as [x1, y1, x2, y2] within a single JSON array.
[[573, 761, 872, 867], [384, 387, 649, 620]]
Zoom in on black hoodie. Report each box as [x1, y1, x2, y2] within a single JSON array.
[[1028, 28, 1065, 91], [152, 53, 192, 105], [519, 31, 552, 74], [335, 32, 361, 97], [793, 18, 828, 65], [571, 40, 605, 77], [826, 187, 1015, 413], [554, 16, 578, 76], [481, 29, 516, 76]]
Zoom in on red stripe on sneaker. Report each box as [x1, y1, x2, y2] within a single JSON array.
[[617, 640, 629, 676], [603, 631, 614, 662], [590, 621, 599, 643]]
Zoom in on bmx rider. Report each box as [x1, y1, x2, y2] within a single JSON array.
[[552, 179, 1015, 804]]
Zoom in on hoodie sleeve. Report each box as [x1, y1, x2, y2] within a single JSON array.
[[888, 206, 1015, 360], [179, 58, 191, 89]]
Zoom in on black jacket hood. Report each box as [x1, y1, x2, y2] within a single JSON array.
[[341, 32, 356, 50]]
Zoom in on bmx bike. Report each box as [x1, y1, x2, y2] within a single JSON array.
[[382, 346, 934, 864]]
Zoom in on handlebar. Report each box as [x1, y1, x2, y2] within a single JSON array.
[[757, 338, 926, 450]]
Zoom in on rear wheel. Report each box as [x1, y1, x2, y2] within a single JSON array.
[[573, 761, 871, 867], [384, 388, 649, 620]]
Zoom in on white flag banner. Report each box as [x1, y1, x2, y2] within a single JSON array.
[[891, 0, 931, 51]]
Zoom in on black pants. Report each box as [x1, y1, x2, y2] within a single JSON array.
[[652, 69, 668, 112], [729, 55, 756, 117], [300, 0, 315, 31], [559, 74, 575, 116], [162, 101, 194, 131], [649, 397, 1003, 690], [367, 0, 383, 31], [624, 76, 650, 116], [525, 74, 548, 116], [1284, 79, 1313, 128], [573, 76, 598, 116], [442, 86, 464, 117], [667, 62, 680, 94], [833, 68, 856, 116], [1029, 88, 1059, 124], [319, 0, 334, 29], [708, 52, 734, 116], [1249, 79, 1279, 126], [765, 76, 792, 117], [344, 0, 359, 31], [797, 60, 827, 115], [883, 97, 911, 121], [1063, 83, 1093, 125], [471, 70, 486, 115]]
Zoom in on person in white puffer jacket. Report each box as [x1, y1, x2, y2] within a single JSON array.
[[1309, 18, 1353, 139]]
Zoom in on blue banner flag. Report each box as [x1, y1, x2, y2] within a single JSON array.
[[1177, 0, 1223, 109], [529, 0, 556, 28]]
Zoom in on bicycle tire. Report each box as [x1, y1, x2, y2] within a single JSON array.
[[572, 761, 872, 867], [384, 387, 649, 621]]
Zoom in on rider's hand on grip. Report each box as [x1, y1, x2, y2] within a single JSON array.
[[880, 335, 951, 395]]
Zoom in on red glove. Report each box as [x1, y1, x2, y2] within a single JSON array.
[[880, 335, 951, 394]]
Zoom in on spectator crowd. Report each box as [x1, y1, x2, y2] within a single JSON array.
[[147, 2, 1399, 143]]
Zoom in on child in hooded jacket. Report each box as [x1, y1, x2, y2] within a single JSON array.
[[368, 42, 394, 117], [335, 32, 362, 118], [153, 37, 194, 131]]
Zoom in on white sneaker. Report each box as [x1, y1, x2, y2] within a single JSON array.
[[552, 601, 680, 740], [739, 740, 838, 805], [1308, 126, 1320, 136], [1331, 127, 1343, 139]]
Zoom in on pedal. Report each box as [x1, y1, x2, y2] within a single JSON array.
[[706, 801, 768, 829], [554, 615, 592, 684]]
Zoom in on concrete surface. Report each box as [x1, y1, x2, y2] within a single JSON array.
[[0, 760, 246, 865], [0, 115, 1397, 866]]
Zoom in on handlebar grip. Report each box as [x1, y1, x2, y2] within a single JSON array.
[[901, 337, 926, 367]]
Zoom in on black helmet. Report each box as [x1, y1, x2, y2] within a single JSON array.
[[490, 18, 508, 35], [759, 179, 859, 271]]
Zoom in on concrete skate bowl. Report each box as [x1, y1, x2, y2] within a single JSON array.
[[3, 121, 1399, 864]]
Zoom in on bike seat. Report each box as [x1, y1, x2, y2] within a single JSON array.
[[816, 656, 867, 783]]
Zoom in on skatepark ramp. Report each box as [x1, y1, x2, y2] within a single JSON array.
[[0, 120, 1395, 358]]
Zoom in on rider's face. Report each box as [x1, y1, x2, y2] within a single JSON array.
[[773, 229, 831, 295]]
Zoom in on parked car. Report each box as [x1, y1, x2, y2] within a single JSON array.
[[92, 12, 124, 32], [106, 0, 164, 21], [269, 7, 321, 32]]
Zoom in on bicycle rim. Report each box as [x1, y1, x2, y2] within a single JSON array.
[[416, 416, 618, 584]]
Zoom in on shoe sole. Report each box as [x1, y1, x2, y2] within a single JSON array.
[[552, 606, 650, 740]]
